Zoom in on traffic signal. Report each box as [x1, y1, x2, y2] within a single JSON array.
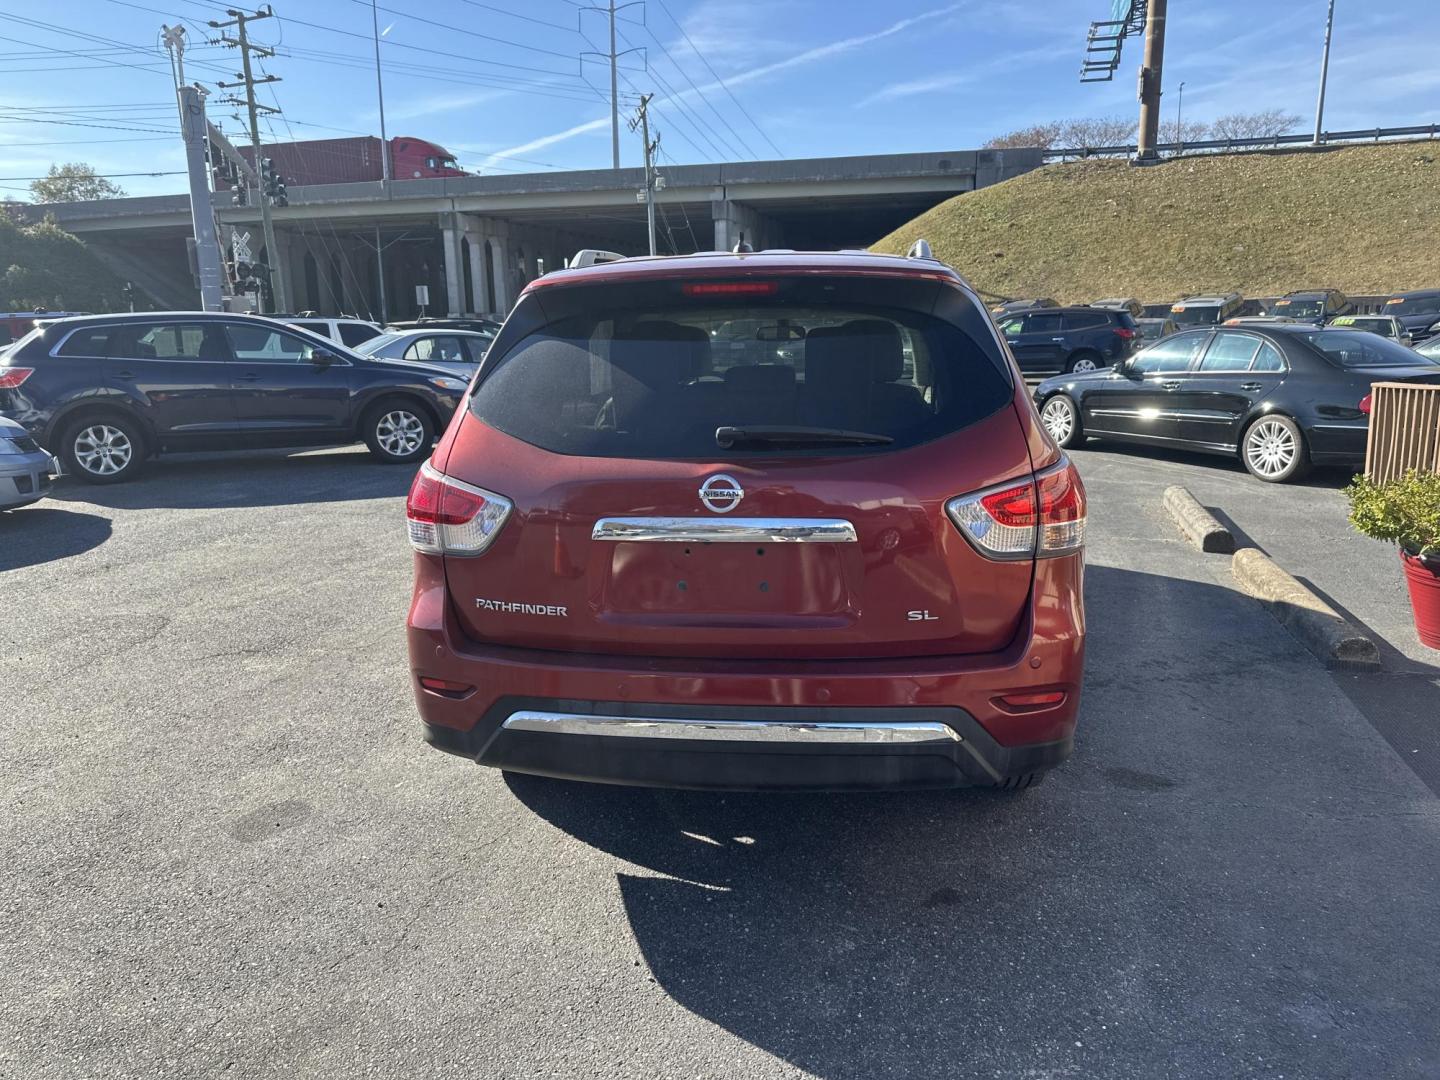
[[231, 182, 248, 207], [260, 157, 287, 207], [271, 171, 287, 208]]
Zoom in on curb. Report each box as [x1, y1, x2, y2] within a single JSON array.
[[1231, 548, 1382, 671], [1162, 486, 1235, 553]]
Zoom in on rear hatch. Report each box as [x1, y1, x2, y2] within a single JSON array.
[[435, 270, 1038, 661]]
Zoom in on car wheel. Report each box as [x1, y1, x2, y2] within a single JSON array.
[[1039, 395, 1084, 448], [61, 414, 145, 485], [363, 399, 434, 464], [1240, 414, 1311, 483], [1065, 350, 1102, 374]]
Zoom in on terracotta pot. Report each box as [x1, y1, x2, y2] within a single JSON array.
[[1401, 549, 1440, 650]]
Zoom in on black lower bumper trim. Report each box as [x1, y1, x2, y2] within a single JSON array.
[[423, 698, 1072, 792]]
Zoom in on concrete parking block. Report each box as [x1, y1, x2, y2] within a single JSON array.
[[1232, 547, 1382, 670], [1162, 485, 1235, 553]]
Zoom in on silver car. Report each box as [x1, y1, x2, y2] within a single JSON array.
[[352, 329, 491, 380], [0, 415, 56, 510]]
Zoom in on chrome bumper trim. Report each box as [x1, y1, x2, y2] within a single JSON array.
[[591, 516, 858, 543], [501, 711, 961, 744]]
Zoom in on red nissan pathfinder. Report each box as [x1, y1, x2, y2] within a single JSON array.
[[405, 245, 1086, 790]]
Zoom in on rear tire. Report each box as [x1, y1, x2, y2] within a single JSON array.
[[60, 413, 145, 485], [1240, 414, 1310, 483], [362, 398, 434, 464], [1065, 350, 1103, 374], [1039, 394, 1085, 449]]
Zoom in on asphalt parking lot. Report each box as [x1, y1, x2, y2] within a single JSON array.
[[4, 445, 1440, 1079]]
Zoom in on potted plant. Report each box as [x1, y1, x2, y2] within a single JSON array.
[[1345, 470, 1440, 649]]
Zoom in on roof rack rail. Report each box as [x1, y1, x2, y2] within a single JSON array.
[[906, 238, 935, 261], [570, 249, 626, 269]]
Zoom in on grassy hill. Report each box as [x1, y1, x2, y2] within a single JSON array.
[[870, 141, 1440, 304]]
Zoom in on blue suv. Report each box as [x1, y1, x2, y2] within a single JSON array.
[[997, 306, 1139, 375], [0, 312, 469, 483]]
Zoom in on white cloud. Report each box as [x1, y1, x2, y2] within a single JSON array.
[[387, 89, 508, 123], [482, 115, 614, 169]]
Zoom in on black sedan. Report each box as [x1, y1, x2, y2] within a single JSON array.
[[1033, 324, 1440, 482]]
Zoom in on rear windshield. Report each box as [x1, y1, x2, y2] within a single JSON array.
[[1171, 305, 1221, 326], [470, 299, 1012, 458], [1299, 330, 1436, 368]]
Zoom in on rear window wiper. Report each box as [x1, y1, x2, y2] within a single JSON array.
[[715, 425, 894, 449]]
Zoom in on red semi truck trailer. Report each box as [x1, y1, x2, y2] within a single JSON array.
[[235, 136, 468, 186]]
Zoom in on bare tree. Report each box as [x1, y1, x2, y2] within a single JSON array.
[[1158, 118, 1212, 149], [983, 122, 1064, 150], [1210, 109, 1302, 141], [1058, 116, 1137, 149]]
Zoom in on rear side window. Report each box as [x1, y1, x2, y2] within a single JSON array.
[[1253, 341, 1286, 372], [1198, 331, 1260, 372], [471, 300, 1012, 458], [1025, 313, 1063, 335], [404, 335, 467, 363], [225, 324, 322, 364], [108, 322, 218, 361], [1061, 312, 1108, 331], [339, 323, 380, 347], [57, 325, 114, 357]]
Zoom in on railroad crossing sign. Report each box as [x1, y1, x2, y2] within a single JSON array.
[[231, 229, 252, 263]]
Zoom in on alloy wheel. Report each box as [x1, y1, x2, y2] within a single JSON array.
[[376, 410, 425, 457], [1041, 398, 1075, 444], [73, 424, 133, 476], [1070, 356, 1098, 373], [1245, 419, 1296, 479]]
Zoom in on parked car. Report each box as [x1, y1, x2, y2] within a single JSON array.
[[1327, 314, 1412, 347], [997, 306, 1139, 375], [407, 246, 1087, 791], [352, 329, 490, 379], [989, 298, 1058, 316], [1135, 316, 1178, 343], [387, 317, 501, 337], [0, 313, 469, 484], [1381, 290, 1440, 342], [1169, 293, 1245, 327], [1414, 333, 1440, 362], [0, 414, 55, 510], [1034, 324, 1440, 483], [1091, 297, 1145, 319], [1269, 289, 1351, 325], [286, 316, 384, 349]]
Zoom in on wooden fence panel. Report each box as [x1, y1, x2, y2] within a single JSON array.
[[1365, 382, 1440, 482]]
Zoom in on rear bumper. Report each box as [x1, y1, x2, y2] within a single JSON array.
[[407, 553, 1085, 791]]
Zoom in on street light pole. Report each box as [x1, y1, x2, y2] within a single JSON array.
[[1176, 80, 1185, 154], [1313, 0, 1336, 146]]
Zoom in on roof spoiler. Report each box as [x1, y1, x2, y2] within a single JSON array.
[[906, 238, 935, 261], [569, 249, 626, 269]]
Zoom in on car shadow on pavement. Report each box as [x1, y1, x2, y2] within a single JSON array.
[[500, 564, 1440, 1078], [0, 506, 112, 571], [45, 447, 417, 511], [1081, 441, 1353, 489]]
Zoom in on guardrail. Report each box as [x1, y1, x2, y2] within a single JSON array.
[[1045, 123, 1440, 161], [1365, 382, 1440, 483]]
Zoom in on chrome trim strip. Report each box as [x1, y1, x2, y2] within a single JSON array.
[[591, 516, 858, 543], [502, 711, 961, 744]]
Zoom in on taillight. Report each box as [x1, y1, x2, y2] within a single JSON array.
[[1358, 393, 1372, 415], [946, 457, 1086, 561], [1115, 327, 1136, 339], [0, 367, 34, 390], [406, 461, 512, 556]]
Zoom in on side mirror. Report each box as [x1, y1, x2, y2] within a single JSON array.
[[312, 350, 337, 367]]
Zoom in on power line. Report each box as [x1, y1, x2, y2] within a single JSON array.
[[0, 170, 185, 179], [632, 23, 758, 159], [652, 0, 783, 158], [451, 0, 580, 34], [617, 26, 736, 159], [338, 0, 577, 61]]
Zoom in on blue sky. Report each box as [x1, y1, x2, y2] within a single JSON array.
[[2, 0, 1438, 198]]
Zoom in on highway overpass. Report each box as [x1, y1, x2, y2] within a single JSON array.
[[28, 148, 1043, 320]]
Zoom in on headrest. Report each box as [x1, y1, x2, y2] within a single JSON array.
[[724, 363, 796, 397], [614, 320, 712, 379], [805, 319, 904, 388]]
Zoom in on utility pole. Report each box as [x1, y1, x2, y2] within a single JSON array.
[[1313, 0, 1336, 146], [178, 86, 225, 312], [579, 0, 644, 169], [161, 24, 187, 127], [369, 0, 390, 320], [212, 5, 286, 313], [1134, 0, 1167, 163], [1175, 80, 1185, 154], [630, 94, 659, 255]]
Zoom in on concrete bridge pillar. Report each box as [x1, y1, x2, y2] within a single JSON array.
[[440, 213, 466, 316], [712, 198, 776, 253]]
